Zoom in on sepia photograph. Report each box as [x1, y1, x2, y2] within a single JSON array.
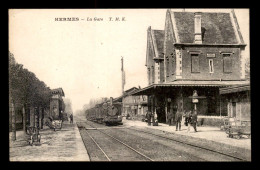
[[9, 8, 250, 162]]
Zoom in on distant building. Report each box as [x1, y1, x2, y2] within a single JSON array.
[[49, 88, 65, 120], [114, 87, 148, 119], [132, 9, 249, 125]]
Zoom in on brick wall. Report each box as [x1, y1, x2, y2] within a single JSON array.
[[181, 46, 242, 80]]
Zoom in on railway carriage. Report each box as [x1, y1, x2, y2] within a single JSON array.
[[85, 98, 123, 125]]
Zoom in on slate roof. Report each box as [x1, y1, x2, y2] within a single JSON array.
[[172, 11, 239, 44], [152, 30, 165, 58]]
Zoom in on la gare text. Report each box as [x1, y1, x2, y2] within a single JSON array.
[[54, 17, 126, 21]]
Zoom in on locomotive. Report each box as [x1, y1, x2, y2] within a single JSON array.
[[85, 97, 123, 125]]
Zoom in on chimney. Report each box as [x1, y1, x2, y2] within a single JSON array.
[[194, 12, 202, 44]]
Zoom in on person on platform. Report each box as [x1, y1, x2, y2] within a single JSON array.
[[146, 111, 152, 126], [185, 110, 192, 133], [167, 110, 174, 126], [70, 114, 73, 124], [175, 108, 183, 131], [153, 109, 158, 126], [190, 110, 198, 132]]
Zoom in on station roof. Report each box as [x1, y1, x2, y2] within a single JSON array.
[[170, 11, 244, 44], [219, 84, 250, 94], [131, 80, 250, 96]]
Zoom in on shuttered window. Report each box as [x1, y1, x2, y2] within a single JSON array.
[[223, 54, 232, 73], [191, 54, 200, 73]]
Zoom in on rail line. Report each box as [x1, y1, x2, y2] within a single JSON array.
[[84, 129, 111, 161], [81, 122, 154, 161], [127, 127, 247, 161]]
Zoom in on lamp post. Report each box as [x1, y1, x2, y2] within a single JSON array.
[[192, 90, 199, 111], [188, 90, 206, 113]]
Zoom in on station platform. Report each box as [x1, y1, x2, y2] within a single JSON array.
[[9, 121, 90, 161], [122, 118, 251, 161]]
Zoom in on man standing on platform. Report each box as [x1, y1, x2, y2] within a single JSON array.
[[175, 108, 183, 131], [167, 111, 173, 126], [191, 110, 198, 132], [146, 111, 152, 126], [70, 114, 73, 124]]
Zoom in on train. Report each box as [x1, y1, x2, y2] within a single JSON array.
[[85, 98, 123, 125]]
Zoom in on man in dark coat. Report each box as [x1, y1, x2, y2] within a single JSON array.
[[146, 111, 152, 126], [190, 110, 198, 132], [185, 110, 192, 132], [167, 111, 174, 126], [70, 114, 73, 124], [175, 108, 183, 131]]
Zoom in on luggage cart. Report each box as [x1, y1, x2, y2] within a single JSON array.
[[223, 117, 251, 139]]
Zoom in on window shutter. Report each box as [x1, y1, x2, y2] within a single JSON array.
[[223, 55, 232, 73], [191, 54, 200, 73]]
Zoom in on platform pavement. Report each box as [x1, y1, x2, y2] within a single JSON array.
[[122, 118, 251, 151], [9, 121, 90, 161]]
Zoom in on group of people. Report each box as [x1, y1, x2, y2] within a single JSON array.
[[145, 111, 158, 126], [169, 108, 198, 132], [182, 110, 198, 132], [145, 106, 198, 133]]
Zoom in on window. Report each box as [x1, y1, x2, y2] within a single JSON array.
[[209, 59, 214, 73], [191, 54, 200, 73], [223, 54, 232, 73]]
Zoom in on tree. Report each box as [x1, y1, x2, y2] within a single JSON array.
[[9, 51, 52, 136]]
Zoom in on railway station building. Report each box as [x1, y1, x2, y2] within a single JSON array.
[[113, 87, 148, 119], [132, 9, 249, 126], [219, 83, 250, 125], [49, 88, 65, 120]]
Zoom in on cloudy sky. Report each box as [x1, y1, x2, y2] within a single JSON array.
[[9, 9, 249, 113]]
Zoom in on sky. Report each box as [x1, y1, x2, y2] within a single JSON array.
[[9, 9, 249, 114]]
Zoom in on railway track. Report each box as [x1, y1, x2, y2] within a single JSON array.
[[78, 120, 248, 161], [77, 121, 153, 161], [126, 127, 247, 161]]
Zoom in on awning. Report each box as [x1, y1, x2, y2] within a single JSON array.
[[220, 84, 250, 94], [132, 80, 250, 96]]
